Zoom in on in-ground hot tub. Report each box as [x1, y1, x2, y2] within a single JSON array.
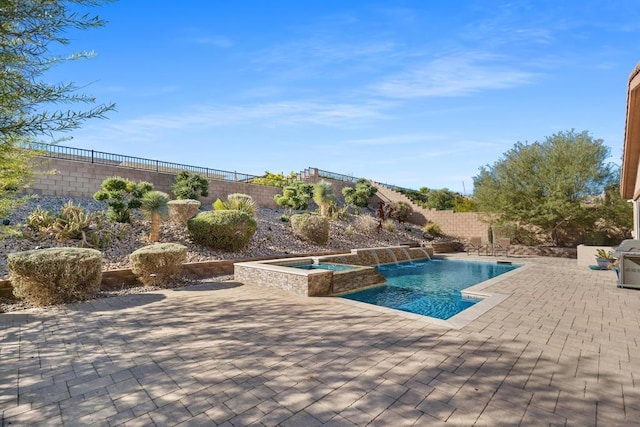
[[290, 263, 359, 272]]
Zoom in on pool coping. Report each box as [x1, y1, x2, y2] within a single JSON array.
[[332, 256, 533, 330]]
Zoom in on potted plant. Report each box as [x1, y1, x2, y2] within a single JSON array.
[[595, 249, 615, 270]]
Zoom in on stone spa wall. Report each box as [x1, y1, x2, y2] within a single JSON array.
[[234, 245, 435, 297]]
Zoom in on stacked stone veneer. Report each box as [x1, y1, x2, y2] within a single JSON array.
[[317, 246, 434, 266], [233, 260, 335, 297], [27, 157, 282, 208], [372, 183, 489, 240], [233, 245, 434, 297]]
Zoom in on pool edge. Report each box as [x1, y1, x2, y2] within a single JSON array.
[[333, 259, 534, 330]]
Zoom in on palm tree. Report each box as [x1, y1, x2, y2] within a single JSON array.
[[313, 180, 335, 217], [140, 191, 169, 242]]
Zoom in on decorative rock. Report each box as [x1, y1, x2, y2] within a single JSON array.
[[1, 196, 435, 279]]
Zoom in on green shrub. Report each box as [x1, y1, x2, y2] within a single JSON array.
[[422, 221, 442, 236], [172, 171, 209, 200], [290, 213, 329, 245], [93, 177, 153, 223], [345, 225, 355, 237], [167, 199, 201, 226], [342, 178, 378, 208], [492, 223, 542, 246], [213, 193, 257, 218], [130, 243, 187, 287], [274, 181, 314, 213], [583, 231, 609, 246], [389, 201, 412, 223], [188, 210, 257, 251], [251, 171, 296, 187], [353, 215, 378, 234], [331, 204, 350, 221], [8, 247, 103, 306]]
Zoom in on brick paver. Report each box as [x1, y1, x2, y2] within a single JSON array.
[[1, 254, 638, 426]]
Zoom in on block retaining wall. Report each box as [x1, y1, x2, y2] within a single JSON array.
[[372, 183, 489, 240], [28, 157, 282, 208]]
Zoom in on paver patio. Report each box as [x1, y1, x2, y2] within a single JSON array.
[[1, 254, 639, 426]]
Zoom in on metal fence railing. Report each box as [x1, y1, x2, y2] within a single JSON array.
[[30, 142, 261, 183], [313, 168, 414, 192], [29, 143, 415, 191], [315, 168, 359, 184]]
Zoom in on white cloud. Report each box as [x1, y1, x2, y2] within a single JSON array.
[[188, 36, 232, 48], [99, 100, 390, 142], [343, 134, 443, 146], [252, 38, 399, 79], [372, 52, 537, 98]]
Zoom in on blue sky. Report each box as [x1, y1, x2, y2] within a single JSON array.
[[48, 0, 640, 192]]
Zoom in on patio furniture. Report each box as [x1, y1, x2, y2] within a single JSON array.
[[493, 238, 511, 257], [465, 237, 489, 255]]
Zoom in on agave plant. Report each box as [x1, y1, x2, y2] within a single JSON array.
[[53, 201, 93, 240], [140, 191, 170, 242], [213, 193, 257, 218]]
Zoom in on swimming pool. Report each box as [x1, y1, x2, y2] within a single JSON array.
[[341, 259, 518, 319]]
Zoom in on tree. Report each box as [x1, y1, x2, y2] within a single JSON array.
[[453, 195, 478, 212], [589, 182, 633, 245], [172, 171, 209, 200], [0, 139, 37, 219], [425, 188, 456, 210], [342, 179, 377, 209], [397, 186, 458, 210], [1, 0, 114, 218], [473, 130, 615, 245], [1, 0, 115, 139]]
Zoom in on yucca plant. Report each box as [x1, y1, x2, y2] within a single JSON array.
[[140, 191, 169, 242], [313, 180, 335, 217]]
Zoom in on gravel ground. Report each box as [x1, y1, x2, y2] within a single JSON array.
[[1, 195, 433, 279]]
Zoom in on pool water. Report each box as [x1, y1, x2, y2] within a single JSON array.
[[291, 263, 358, 271], [341, 259, 518, 319]]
